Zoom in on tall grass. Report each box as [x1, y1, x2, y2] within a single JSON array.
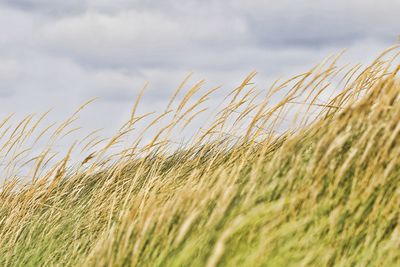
[[0, 46, 400, 266]]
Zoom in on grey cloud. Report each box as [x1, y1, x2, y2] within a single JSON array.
[[0, 87, 15, 98], [2, 0, 87, 16], [0, 0, 193, 16], [235, 0, 399, 48]]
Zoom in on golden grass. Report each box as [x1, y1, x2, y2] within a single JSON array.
[[0, 46, 400, 266]]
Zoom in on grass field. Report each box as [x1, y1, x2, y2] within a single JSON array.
[[0, 46, 400, 266]]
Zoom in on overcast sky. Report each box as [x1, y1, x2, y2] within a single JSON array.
[[0, 0, 399, 137]]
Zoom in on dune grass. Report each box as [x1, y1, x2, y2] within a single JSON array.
[[0, 46, 400, 266]]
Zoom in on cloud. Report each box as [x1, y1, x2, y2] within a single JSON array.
[[38, 7, 249, 70], [1, 0, 86, 16], [233, 0, 399, 47], [0, 59, 21, 97], [40, 11, 184, 67]]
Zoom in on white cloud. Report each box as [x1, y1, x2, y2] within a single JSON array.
[[38, 7, 249, 70]]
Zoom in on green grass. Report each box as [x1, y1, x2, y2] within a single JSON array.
[[0, 46, 400, 266]]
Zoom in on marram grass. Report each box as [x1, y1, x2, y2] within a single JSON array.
[[1, 47, 400, 266]]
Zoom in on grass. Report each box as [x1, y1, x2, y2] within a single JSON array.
[[0, 46, 400, 266]]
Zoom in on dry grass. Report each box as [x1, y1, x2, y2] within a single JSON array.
[[0, 46, 400, 266]]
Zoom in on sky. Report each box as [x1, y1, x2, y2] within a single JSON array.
[[0, 0, 399, 139]]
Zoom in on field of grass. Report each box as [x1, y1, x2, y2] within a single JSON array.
[[0, 46, 400, 266]]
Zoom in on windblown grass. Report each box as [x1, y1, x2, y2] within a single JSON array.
[[1, 46, 400, 266]]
